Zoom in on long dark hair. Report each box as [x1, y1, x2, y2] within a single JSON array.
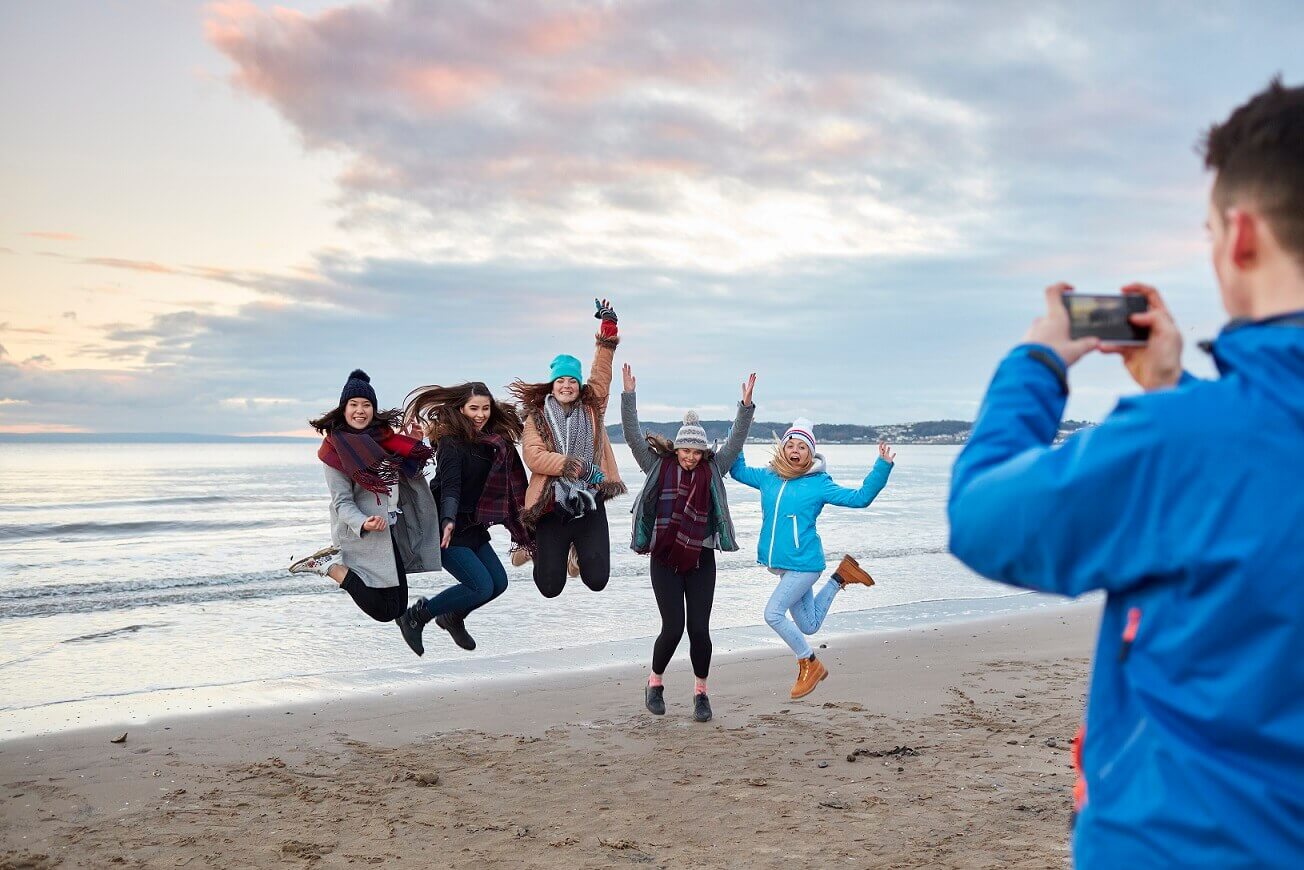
[[508, 379, 597, 411], [308, 404, 403, 435], [404, 382, 523, 444]]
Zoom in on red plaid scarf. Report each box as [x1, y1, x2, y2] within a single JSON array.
[[650, 459, 713, 573], [318, 425, 432, 495], [475, 433, 534, 555]]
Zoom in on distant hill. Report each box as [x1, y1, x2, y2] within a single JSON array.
[[608, 419, 1094, 446]]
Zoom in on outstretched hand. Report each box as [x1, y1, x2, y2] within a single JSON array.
[[622, 363, 636, 393], [1099, 283, 1183, 392], [741, 372, 756, 405], [878, 441, 896, 464]]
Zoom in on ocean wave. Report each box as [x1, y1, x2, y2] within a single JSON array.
[[0, 517, 273, 541]]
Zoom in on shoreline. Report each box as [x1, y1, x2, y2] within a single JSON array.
[[1, 590, 1083, 741], [1, 600, 1099, 868]]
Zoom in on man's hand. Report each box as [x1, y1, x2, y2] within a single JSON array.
[[1023, 282, 1100, 366], [1100, 283, 1183, 392]]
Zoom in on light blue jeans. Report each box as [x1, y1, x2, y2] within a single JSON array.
[[764, 570, 840, 659]]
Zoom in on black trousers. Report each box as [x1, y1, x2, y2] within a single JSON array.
[[339, 531, 409, 622], [533, 501, 610, 597], [650, 548, 716, 679]]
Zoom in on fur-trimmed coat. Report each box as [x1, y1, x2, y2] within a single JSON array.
[[520, 333, 627, 526]]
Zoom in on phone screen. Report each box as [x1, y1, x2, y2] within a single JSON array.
[[1062, 294, 1150, 344]]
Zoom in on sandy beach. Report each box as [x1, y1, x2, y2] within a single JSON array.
[[1, 602, 1097, 869]]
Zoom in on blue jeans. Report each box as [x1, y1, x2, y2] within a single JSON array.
[[763, 570, 840, 659], [423, 543, 509, 619]]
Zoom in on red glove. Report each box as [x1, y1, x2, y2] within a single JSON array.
[[595, 298, 618, 339]]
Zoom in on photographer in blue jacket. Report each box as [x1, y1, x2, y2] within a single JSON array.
[[948, 80, 1304, 867]]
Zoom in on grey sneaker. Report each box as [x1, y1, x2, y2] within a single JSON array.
[[288, 545, 340, 576]]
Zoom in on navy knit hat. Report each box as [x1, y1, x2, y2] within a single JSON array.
[[339, 369, 378, 408]]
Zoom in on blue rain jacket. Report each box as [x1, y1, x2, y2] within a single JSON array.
[[730, 452, 892, 572], [948, 313, 1304, 868]]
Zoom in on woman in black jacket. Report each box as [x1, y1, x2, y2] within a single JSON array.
[[395, 382, 532, 655]]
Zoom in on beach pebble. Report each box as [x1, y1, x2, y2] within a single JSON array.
[[817, 761, 829, 769]]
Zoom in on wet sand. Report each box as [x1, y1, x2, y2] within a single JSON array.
[[0, 602, 1097, 869]]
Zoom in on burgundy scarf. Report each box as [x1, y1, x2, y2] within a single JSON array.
[[318, 425, 432, 495], [650, 459, 713, 573], [475, 433, 535, 555]]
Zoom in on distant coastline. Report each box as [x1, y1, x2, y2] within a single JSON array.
[[0, 419, 1095, 446]]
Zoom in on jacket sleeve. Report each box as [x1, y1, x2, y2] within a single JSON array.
[[713, 401, 756, 472], [948, 343, 1182, 597], [435, 437, 462, 525], [587, 334, 619, 410], [728, 452, 765, 490], [620, 390, 657, 473], [822, 457, 892, 508], [325, 465, 371, 537], [522, 414, 576, 478]]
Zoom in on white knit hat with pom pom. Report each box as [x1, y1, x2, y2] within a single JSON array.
[[674, 411, 710, 451]]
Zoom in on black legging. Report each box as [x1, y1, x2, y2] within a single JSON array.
[[650, 548, 716, 679], [339, 531, 409, 622], [533, 501, 611, 597]]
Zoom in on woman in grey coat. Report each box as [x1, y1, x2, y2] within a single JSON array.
[[289, 370, 441, 646], [621, 363, 755, 722]]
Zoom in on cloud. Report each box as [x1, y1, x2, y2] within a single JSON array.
[[24, 231, 80, 241]]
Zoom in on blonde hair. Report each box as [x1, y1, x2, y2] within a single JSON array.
[[769, 435, 814, 479]]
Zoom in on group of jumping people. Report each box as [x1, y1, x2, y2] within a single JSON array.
[[289, 298, 895, 718]]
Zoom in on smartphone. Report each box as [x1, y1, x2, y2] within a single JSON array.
[[1062, 293, 1150, 344]]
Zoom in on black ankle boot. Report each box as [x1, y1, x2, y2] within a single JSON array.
[[645, 684, 666, 715], [396, 597, 433, 656], [435, 612, 476, 651]]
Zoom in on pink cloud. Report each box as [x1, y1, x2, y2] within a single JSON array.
[[24, 231, 80, 241]]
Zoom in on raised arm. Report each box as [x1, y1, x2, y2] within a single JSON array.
[[822, 454, 893, 508], [713, 373, 756, 471], [587, 298, 620, 408], [620, 365, 657, 473]]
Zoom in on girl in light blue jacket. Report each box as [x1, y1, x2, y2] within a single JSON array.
[[730, 418, 894, 699]]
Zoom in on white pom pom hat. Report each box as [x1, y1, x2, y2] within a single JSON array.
[[783, 417, 816, 453], [674, 410, 710, 451]]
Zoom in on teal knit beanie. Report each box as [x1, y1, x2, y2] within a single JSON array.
[[549, 354, 583, 383]]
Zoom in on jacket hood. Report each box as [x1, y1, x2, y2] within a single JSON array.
[[807, 453, 828, 476]]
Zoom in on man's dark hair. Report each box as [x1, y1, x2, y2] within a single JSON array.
[[1202, 76, 1304, 265]]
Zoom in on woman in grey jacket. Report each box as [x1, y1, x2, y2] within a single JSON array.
[[622, 364, 755, 722], [289, 370, 441, 646]]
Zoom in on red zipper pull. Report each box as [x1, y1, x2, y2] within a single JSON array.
[[1118, 607, 1142, 662]]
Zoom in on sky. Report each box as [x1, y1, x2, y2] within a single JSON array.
[[2, 0, 1302, 435]]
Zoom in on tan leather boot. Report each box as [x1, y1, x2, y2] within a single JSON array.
[[790, 655, 829, 699], [832, 555, 874, 588]]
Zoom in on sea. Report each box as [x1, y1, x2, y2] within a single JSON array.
[[0, 442, 1076, 738]]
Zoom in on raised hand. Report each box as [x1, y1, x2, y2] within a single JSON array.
[[878, 441, 896, 464], [622, 362, 636, 393], [594, 297, 618, 339], [1099, 283, 1183, 392], [741, 372, 756, 405]]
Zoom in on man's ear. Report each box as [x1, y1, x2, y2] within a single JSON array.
[[1227, 207, 1260, 269]]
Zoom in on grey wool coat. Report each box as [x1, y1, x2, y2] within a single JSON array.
[[325, 466, 442, 588], [621, 391, 755, 554]]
